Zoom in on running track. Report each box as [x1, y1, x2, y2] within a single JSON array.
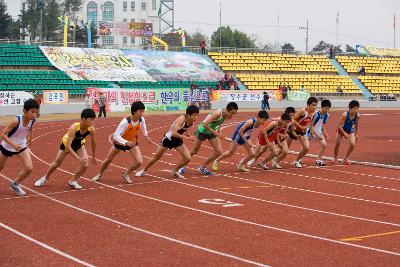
[[1, 110, 400, 266]]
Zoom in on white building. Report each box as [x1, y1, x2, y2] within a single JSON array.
[[17, 0, 161, 47], [78, 0, 160, 47]]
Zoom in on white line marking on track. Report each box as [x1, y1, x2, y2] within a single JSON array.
[[0, 222, 95, 267], [20, 118, 400, 259], [7, 161, 400, 259], [32, 122, 400, 227], [0, 174, 270, 267]]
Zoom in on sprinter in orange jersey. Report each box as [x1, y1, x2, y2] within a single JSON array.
[[92, 101, 151, 184]]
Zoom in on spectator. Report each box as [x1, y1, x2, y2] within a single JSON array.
[[34, 91, 42, 118], [282, 85, 288, 100], [336, 84, 343, 95], [287, 84, 292, 91], [329, 47, 334, 59], [358, 66, 366, 76], [261, 91, 270, 110], [98, 91, 107, 117], [200, 39, 206, 54], [300, 84, 305, 91], [84, 92, 91, 108]]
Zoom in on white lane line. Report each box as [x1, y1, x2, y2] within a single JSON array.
[[0, 222, 95, 267], [0, 174, 269, 267]]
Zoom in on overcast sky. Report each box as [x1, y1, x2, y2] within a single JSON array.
[[4, 0, 400, 51]]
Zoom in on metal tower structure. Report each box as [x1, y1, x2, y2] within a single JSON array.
[[158, 0, 174, 36]]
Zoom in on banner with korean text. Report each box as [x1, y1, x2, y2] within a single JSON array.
[[287, 91, 310, 101], [0, 91, 34, 106], [39, 46, 155, 82], [211, 90, 282, 102], [43, 90, 69, 104], [85, 88, 211, 112]]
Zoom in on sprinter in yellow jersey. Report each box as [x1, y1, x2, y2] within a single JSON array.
[[92, 101, 151, 184], [34, 108, 97, 189]]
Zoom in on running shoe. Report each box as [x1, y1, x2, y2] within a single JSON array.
[[315, 160, 326, 166], [178, 167, 185, 174], [198, 166, 212, 176], [343, 159, 351, 165], [10, 182, 26, 196], [172, 170, 184, 179], [246, 159, 256, 167], [91, 174, 102, 182], [271, 158, 283, 169], [212, 161, 219, 171], [257, 162, 269, 170], [34, 177, 48, 187], [237, 165, 251, 172], [122, 172, 133, 184], [68, 180, 82, 190], [293, 160, 303, 168], [135, 170, 145, 177]]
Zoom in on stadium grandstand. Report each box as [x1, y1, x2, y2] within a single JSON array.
[[208, 51, 400, 98], [1, 42, 400, 102]]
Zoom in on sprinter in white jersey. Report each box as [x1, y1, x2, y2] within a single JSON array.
[[0, 99, 39, 196], [307, 99, 331, 166]]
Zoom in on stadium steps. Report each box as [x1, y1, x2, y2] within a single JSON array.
[[330, 58, 348, 76], [351, 77, 372, 99]]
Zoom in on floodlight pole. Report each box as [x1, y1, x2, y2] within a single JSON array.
[[299, 19, 309, 54], [277, 10, 280, 47], [219, 2, 222, 48], [40, 8, 43, 42]]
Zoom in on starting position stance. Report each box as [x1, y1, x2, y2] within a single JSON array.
[[1, 99, 39, 196], [35, 108, 97, 189], [92, 101, 151, 184], [213, 110, 269, 172], [334, 100, 360, 164], [136, 105, 200, 179]]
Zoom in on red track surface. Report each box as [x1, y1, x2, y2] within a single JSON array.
[[1, 110, 400, 266]]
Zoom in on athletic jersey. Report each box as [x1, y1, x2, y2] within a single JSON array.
[[164, 115, 193, 140], [61, 122, 92, 149], [279, 122, 291, 141], [307, 111, 329, 136], [1, 115, 35, 152], [113, 116, 148, 145], [258, 120, 280, 141], [343, 111, 358, 134], [295, 108, 313, 132], [197, 109, 225, 135], [234, 118, 256, 140]]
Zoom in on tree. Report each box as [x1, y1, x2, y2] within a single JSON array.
[[281, 43, 295, 53], [211, 26, 235, 47], [263, 42, 281, 52], [186, 29, 209, 47], [43, 0, 62, 41], [0, 0, 13, 38], [311, 40, 342, 53], [311, 40, 331, 52], [345, 44, 356, 53], [232, 29, 255, 48], [6, 20, 21, 39], [74, 24, 98, 46], [63, 0, 82, 15], [20, 0, 41, 40], [211, 26, 255, 48]]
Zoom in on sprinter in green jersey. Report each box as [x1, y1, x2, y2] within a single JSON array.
[[180, 102, 238, 175]]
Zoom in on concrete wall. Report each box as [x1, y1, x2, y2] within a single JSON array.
[[0, 103, 86, 116], [1, 100, 398, 116], [211, 100, 400, 110]]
